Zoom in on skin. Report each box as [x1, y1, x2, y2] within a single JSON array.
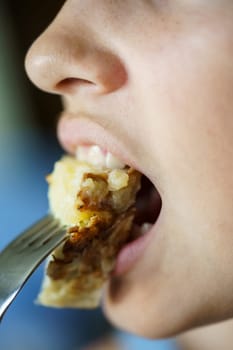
[[25, 0, 233, 340]]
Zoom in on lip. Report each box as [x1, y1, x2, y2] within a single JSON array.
[[113, 224, 157, 276], [57, 111, 142, 172]]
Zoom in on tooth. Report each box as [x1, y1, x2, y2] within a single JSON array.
[[75, 146, 90, 162], [106, 152, 125, 169], [88, 145, 106, 168], [75, 145, 126, 170], [141, 223, 153, 235]]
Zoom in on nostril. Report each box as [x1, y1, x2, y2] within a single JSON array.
[[56, 77, 96, 94], [25, 26, 127, 95]]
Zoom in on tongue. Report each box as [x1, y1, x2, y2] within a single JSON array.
[[141, 222, 153, 234]]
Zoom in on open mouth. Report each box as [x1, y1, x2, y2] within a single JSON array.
[[43, 116, 163, 306], [113, 173, 162, 275]]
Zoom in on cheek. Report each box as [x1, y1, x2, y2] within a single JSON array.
[[134, 24, 233, 195], [140, 35, 233, 267], [104, 11, 233, 337]]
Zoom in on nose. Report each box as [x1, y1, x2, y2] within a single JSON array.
[[25, 17, 127, 96]]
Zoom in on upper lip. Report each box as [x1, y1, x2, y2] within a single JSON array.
[[57, 111, 144, 173]]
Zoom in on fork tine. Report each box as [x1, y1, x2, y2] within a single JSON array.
[[21, 219, 61, 250], [8, 214, 54, 250], [26, 225, 65, 251], [35, 227, 67, 255]]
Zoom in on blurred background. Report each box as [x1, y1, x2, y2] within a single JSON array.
[[0, 1, 177, 349]]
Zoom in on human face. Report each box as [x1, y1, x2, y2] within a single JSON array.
[[25, 0, 233, 338]]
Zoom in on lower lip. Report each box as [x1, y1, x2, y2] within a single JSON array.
[[113, 225, 155, 276]]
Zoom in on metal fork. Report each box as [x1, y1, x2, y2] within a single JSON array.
[[0, 214, 67, 321]]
